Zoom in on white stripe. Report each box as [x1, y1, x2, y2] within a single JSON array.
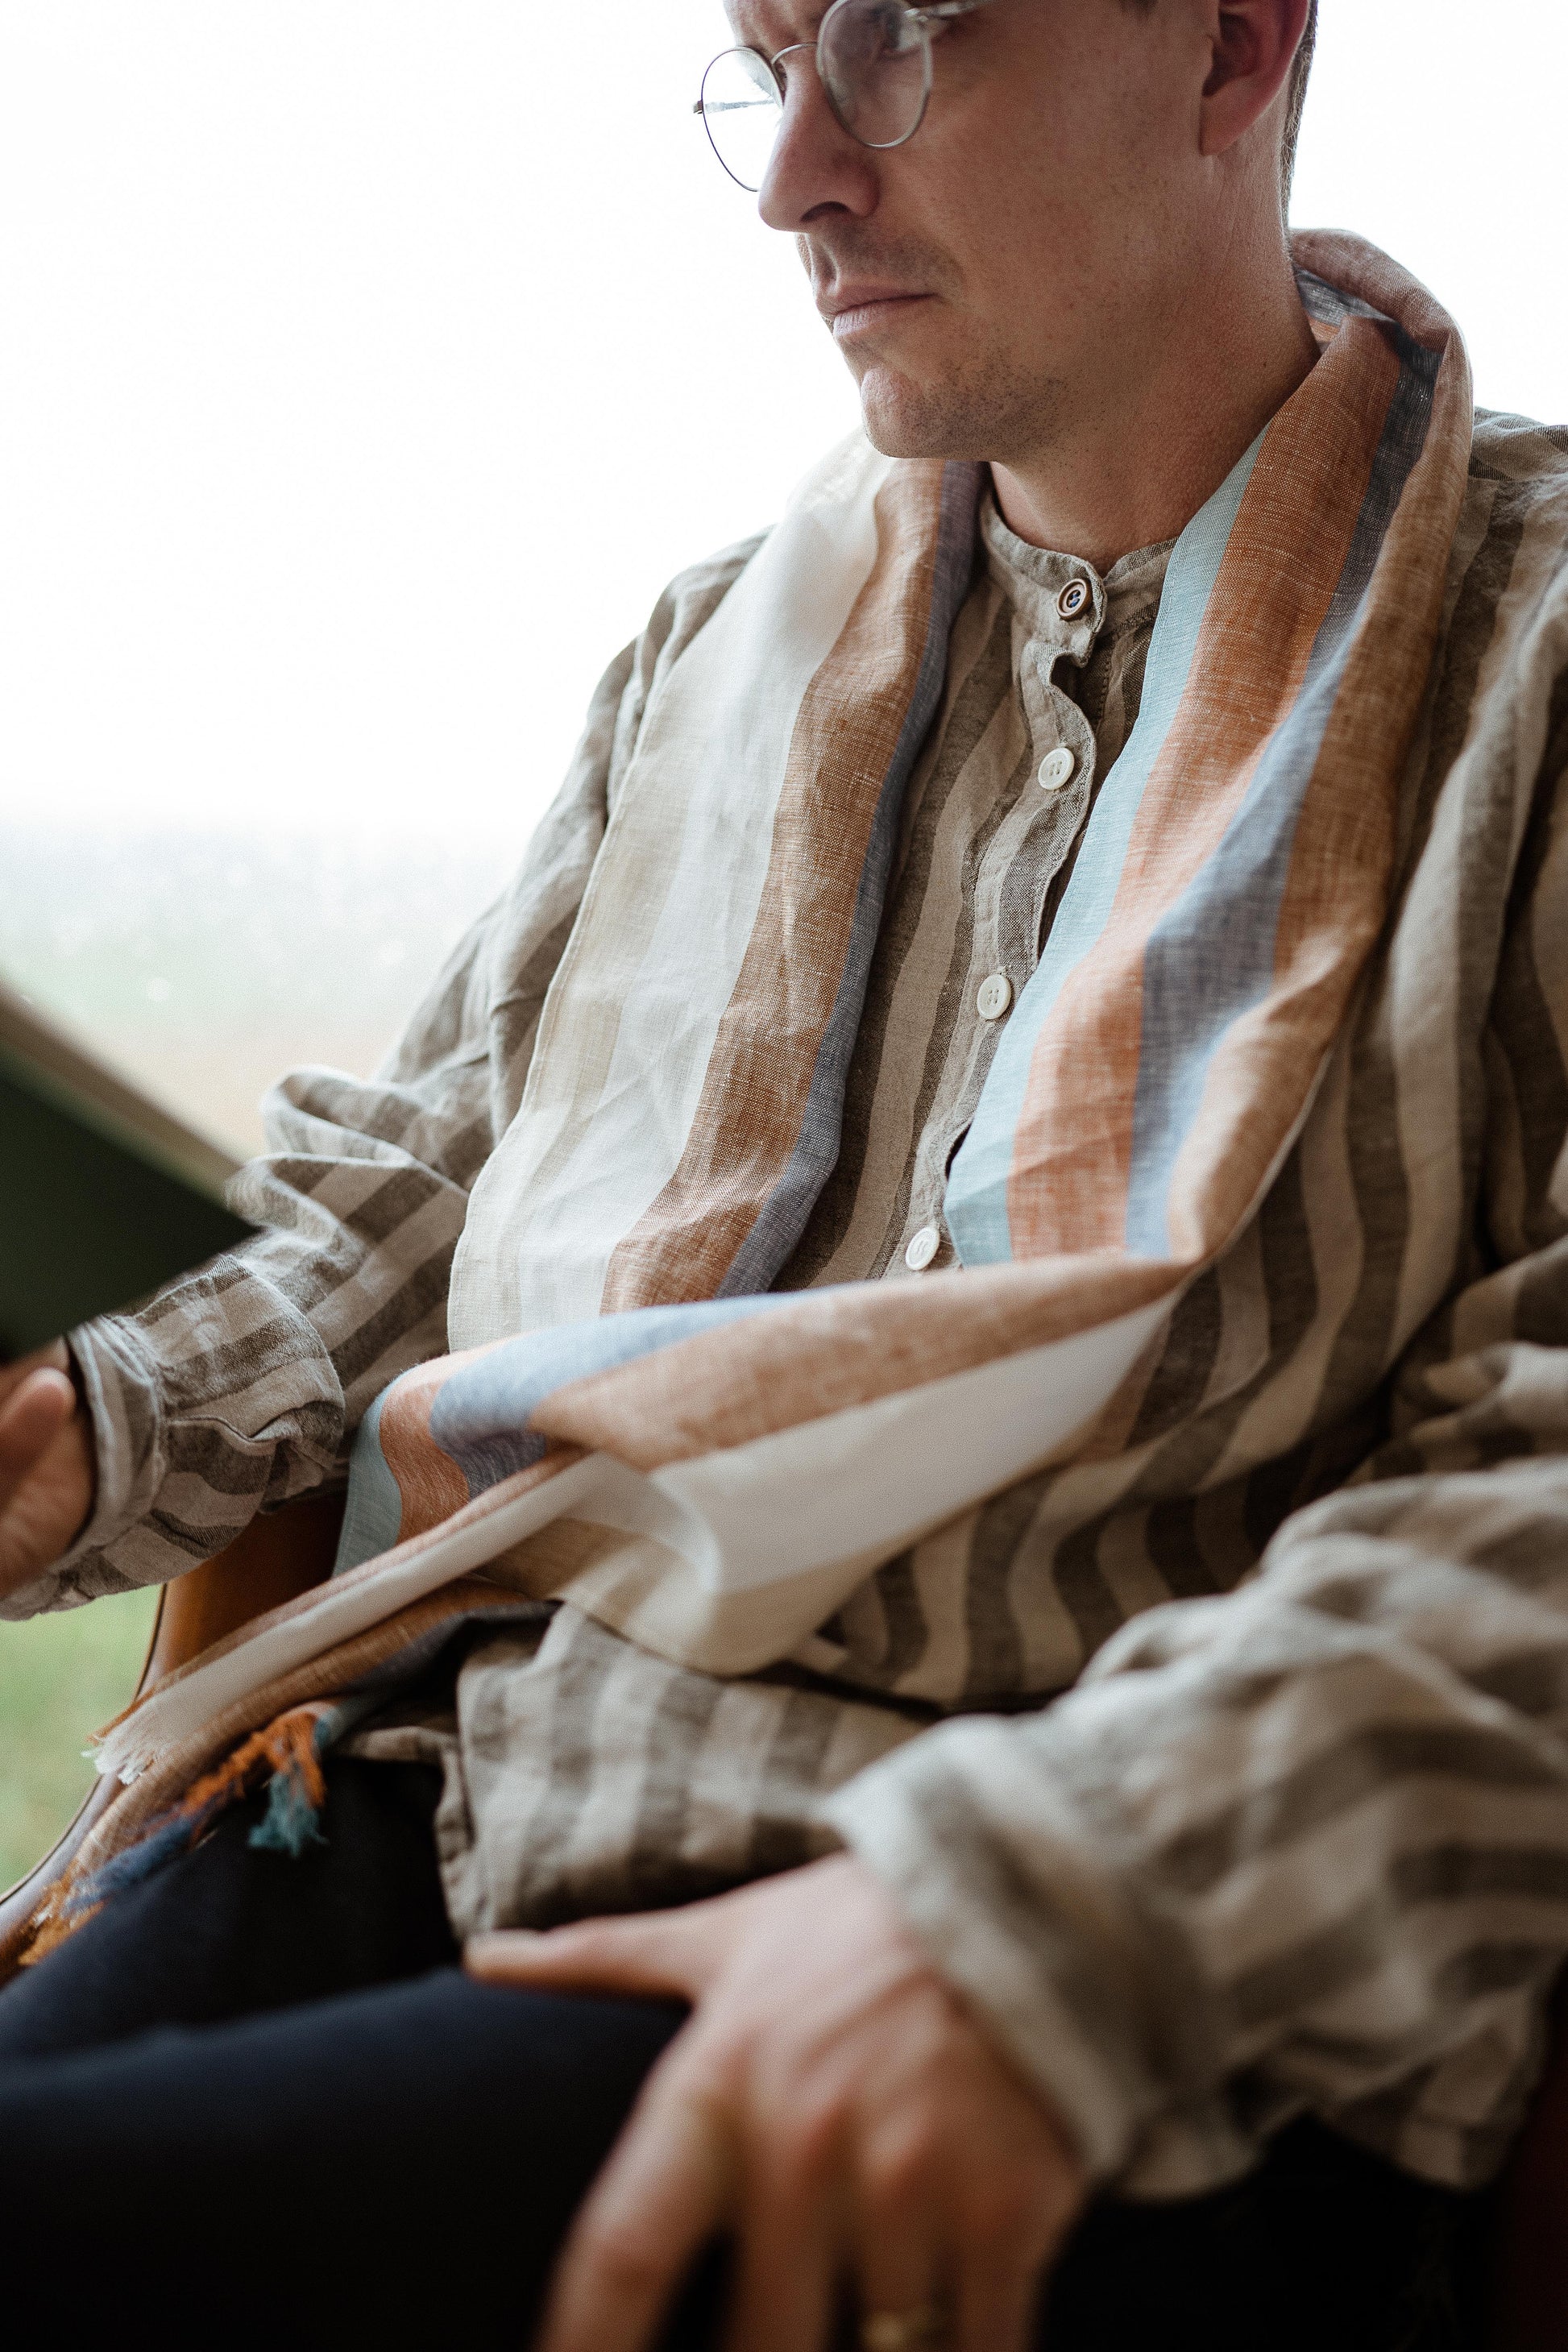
[[448, 433, 892, 1345], [99, 1294, 1170, 1777]]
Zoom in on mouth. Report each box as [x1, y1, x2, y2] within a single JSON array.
[[819, 288, 935, 344]]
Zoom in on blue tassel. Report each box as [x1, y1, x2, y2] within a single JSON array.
[[62, 1809, 215, 1917], [245, 1699, 371, 1856], [247, 1758, 328, 1856]]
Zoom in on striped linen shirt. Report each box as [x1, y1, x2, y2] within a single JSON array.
[[21, 412, 1568, 2199]]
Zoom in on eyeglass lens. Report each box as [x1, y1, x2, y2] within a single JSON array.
[[699, 0, 935, 192]]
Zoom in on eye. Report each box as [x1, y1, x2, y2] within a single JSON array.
[[881, 4, 928, 56], [835, 1, 921, 73]]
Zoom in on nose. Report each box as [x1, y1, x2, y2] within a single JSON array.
[[757, 61, 879, 230]]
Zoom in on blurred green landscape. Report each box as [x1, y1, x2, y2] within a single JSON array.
[[0, 1586, 158, 1889]]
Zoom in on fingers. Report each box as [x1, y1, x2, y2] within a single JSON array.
[[0, 1339, 68, 1401], [0, 1367, 76, 1497], [492, 1863, 1088, 2352], [853, 2122, 945, 2352], [536, 2075, 736, 2352], [467, 1902, 736, 2001], [720, 2169, 840, 2352], [952, 2262, 1043, 2352], [0, 1355, 95, 1598], [949, 2127, 1085, 2352]]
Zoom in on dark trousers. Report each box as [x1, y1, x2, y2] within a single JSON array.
[[0, 1759, 1486, 2350]]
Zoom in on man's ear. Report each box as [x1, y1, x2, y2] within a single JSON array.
[[1198, 0, 1313, 160]]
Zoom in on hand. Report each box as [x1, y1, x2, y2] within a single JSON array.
[[466, 1853, 1086, 2352], [0, 1342, 95, 1601]]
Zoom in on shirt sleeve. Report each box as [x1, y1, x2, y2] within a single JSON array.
[[2, 642, 632, 1620], [826, 761, 1568, 2200], [6, 530, 769, 1624]]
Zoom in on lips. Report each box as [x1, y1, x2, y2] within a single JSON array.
[[820, 288, 934, 339]]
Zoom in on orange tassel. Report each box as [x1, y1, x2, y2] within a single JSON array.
[[16, 1703, 334, 1969]]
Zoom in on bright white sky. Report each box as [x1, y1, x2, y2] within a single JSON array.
[[1, 1, 1563, 853]]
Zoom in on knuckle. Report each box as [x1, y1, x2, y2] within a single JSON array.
[[861, 2122, 944, 2213], [776, 2091, 851, 2183], [677, 2035, 749, 2117], [581, 2215, 671, 2300], [957, 2170, 1043, 2250]]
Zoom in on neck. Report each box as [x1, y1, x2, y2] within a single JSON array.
[[989, 222, 1319, 572]]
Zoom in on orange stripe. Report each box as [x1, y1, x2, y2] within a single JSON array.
[[1004, 316, 1404, 1261], [599, 462, 952, 1313], [536, 1251, 1179, 1469], [1162, 317, 1473, 1258], [377, 1355, 475, 1539]]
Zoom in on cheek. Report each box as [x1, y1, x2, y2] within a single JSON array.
[[923, 71, 1174, 311], [948, 193, 1143, 362]]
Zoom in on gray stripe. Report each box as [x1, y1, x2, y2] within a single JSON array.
[[1162, 1724, 1568, 1897]]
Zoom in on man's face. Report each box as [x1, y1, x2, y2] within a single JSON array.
[[725, 0, 1210, 466]]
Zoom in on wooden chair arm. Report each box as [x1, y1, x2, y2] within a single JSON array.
[[140, 1488, 346, 1682], [0, 1488, 345, 1978]]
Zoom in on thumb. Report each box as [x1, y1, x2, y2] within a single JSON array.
[[0, 1339, 70, 1409], [0, 1367, 76, 1481], [465, 1908, 726, 2001]]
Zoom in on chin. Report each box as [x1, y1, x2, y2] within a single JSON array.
[[854, 355, 1064, 468], [857, 367, 976, 462]]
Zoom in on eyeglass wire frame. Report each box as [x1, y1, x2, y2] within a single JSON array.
[[694, 0, 1002, 192]]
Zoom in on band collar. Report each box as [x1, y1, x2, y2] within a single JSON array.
[[981, 492, 1174, 664]]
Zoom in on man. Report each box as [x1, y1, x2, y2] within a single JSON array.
[[2, 1, 1565, 2346]]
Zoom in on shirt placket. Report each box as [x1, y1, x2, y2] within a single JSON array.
[[896, 562, 1107, 1278]]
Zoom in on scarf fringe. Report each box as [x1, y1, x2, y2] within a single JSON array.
[[19, 1704, 331, 1968]]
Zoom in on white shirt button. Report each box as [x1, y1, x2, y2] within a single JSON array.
[[904, 1225, 941, 1271], [976, 972, 1013, 1022], [1038, 746, 1076, 793]]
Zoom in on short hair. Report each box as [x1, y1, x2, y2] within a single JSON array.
[[1280, 1, 1318, 201]]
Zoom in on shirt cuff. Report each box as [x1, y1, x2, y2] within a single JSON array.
[[821, 1713, 1251, 2194], [0, 1315, 168, 1619]]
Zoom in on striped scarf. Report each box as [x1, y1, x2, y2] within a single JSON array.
[[70, 234, 1473, 1895]]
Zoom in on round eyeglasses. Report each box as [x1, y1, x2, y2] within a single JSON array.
[[695, 0, 1000, 193]]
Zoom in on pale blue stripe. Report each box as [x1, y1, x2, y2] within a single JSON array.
[[428, 1294, 787, 1495], [335, 1296, 790, 1574], [334, 1390, 405, 1574], [945, 433, 1263, 1266]]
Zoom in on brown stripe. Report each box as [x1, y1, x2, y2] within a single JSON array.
[[99, 1447, 579, 1728]]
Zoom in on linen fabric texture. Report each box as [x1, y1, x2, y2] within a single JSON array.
[[21, 235, 1568, 2201]]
